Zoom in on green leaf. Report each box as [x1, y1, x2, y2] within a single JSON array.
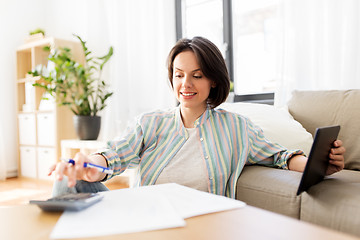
[[98, 46, 114, 70]]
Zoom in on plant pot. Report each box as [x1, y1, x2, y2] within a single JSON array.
[[73, 115, 101, 140]]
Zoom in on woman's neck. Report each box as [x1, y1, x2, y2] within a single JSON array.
[[180, 105, 207, 128]]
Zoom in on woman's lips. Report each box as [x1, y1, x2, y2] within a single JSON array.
[[181, 92, 197, 96]]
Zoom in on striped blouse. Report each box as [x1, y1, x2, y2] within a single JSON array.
[[101, 106, 304, 198]]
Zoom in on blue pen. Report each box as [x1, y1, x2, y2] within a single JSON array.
[[61, 157, 113, 175]]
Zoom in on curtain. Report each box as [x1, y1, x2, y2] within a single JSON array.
[[100, 0, 177, 140], [275, 0, 360, 106], [44, 0, 177, 139], [46, 0, 177, 140]]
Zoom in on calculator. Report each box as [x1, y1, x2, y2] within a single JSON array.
[[29, 193, 104, 212]]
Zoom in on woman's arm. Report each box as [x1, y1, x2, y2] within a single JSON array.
[[287, 155, 307, 172], [288, 140, 345, 175]]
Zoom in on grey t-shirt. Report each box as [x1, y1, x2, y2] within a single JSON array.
[[155, 127, 208, 192]]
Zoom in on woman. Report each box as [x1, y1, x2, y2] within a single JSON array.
[[51, 37, 345, 198]]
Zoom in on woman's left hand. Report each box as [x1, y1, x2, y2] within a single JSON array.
[[326, 139, 346, 175]]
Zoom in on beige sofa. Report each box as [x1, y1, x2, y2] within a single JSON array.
[[222, 90, 360, 237]]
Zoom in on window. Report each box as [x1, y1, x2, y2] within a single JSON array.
[[232, 0, 279, 95], [176, 0, 279, 103], [182, 0, 224, 48], [176, 0, 233, 82]]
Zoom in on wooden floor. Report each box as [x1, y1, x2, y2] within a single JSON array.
[[0, 176, 128, 206]]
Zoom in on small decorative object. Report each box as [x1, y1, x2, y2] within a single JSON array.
[[28, 34, 114, 140], [29, 28, 45, 36], [26, 28, 46, 43], [23, 82, 36, 111]]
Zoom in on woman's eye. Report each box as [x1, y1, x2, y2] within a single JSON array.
[[175, 74, 182, 78], [194, 75, 202, 79]]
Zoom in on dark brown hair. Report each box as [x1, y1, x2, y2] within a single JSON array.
[[167, 36, 230, 109]]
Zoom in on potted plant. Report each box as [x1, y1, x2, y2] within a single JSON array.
[[29, 34, 114, 140]]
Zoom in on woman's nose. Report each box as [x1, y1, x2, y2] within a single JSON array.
[[182, 75, 193, 88]]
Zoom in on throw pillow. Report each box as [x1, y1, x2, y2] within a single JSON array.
[[219, 102, 313, 156]]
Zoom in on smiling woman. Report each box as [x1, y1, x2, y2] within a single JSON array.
[[166, 37, 230, 128], [167, 37, 230, 109], [172, 51, 215, 127]]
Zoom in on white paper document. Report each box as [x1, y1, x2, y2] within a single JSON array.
[[50, 183, 246, 239], [140, 183, 246, 219]]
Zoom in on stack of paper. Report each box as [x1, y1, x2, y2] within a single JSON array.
[[50, 183, 246, 239]]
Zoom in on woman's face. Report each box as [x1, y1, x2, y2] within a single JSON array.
[[172, 51, 215, 112]]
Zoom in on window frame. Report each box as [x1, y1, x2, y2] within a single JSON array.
[[175, 0, 275, 104]]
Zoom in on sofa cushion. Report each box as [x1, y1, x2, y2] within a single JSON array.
[[288, 90, 360, 170], [236, 165, 303, 219], [219, 102, 313, 155], [300, 169, 360, 237]]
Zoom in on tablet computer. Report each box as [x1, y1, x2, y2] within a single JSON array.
[[296, 125, 340, 195], [30, 192, 103, 211]]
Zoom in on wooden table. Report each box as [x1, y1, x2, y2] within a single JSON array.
[[1, 204, 358, 240]]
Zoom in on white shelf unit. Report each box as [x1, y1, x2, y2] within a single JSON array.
[[16, 37, 84, 180]]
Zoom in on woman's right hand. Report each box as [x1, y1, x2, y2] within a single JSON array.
[[48, 152, 107, 187]]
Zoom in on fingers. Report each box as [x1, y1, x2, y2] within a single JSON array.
[[329, 157, 344, 167], [327, 156, 345, 175], [73, 152, 87, 178], [324, 139, 345, 175], [333, 139, 343, 148], [330, 142, 345, 162], [328, 139, 345, 172], [51, 152, 88, 188], [65, 152, 89, 187], [72, 152, 99, 183], [54, 161, 67, 182], [51, 152, 100, 187], [66, 162, 77, 187], [48, 163, 57, 176], [75, 153, 105, 182], [330, 139, 345, 159], [331, 146, 345, 156]]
